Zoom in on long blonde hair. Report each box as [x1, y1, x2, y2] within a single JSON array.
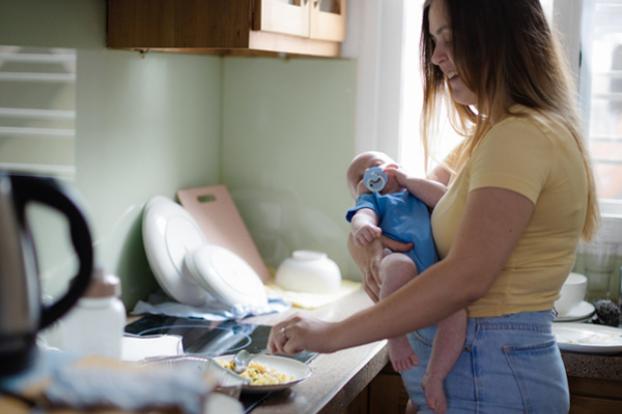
[[420, 0, 599, 240]]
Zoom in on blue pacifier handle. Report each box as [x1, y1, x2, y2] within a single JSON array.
[[364, 166, 387, 193]]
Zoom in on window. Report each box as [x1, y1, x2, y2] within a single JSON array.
[[580, 0, 622, 215], [0, 46, 76, 178], [398, 0, 622, 217], [348, 0, 622, 210], [399, 1, 461, 177]]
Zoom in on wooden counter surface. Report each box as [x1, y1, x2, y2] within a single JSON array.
[[562, 351, 622, 381], [244, 291, 622, 414], [244, 287, 389, 414]]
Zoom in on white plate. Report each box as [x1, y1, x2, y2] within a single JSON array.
[[553, 322, 622, 354], [142, 196, 210, 306], [215, 354, 312, 393], [554, 301, 596, 322], [185, 244, 268, 307], [204, 393, 243, 414]]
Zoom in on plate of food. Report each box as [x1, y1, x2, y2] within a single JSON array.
[[215, 353, 312, 393]]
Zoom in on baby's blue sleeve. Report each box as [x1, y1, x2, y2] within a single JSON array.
[[345, 194, 377, 222]]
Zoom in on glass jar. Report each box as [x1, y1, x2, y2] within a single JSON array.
[[59, 268, 126, 358]]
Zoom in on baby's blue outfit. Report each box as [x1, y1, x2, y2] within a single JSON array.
[[345, 189, 438, 272]]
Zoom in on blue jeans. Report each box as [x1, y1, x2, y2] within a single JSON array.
[[402, 311, 569, 413]]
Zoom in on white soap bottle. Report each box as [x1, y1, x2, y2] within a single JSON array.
[[59, 268, 126, 359]]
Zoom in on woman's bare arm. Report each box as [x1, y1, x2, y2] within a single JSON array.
[[332, 187, 534, 349], [270, 186, 535, 354]]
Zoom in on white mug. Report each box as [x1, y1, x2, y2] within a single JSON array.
[[554, 273, 587, 316]]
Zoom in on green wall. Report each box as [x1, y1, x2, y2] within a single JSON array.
[[1, 0, 358, 309], [221, 58, 358, 278], [1, 0, 222, 306]]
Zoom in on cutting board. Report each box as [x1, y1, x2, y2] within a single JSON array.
[[177, 185, 270, 283]]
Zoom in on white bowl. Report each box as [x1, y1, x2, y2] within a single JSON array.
[[275, 250, 341, 293], [554, 273, 588, 316]]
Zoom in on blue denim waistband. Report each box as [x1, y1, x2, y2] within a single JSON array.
[[470, 310, 554, 332]]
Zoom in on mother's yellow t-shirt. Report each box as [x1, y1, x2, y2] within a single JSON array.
[[431, 107, 589, 317]]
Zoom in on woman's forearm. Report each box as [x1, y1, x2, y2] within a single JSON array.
[[331, 257, 480, 350]]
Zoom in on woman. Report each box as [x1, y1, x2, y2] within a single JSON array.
[[268, 0, 599, 412]]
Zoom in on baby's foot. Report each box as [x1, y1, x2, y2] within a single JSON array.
[[388, 336, 418, 372], [422, 373, 447, 414]]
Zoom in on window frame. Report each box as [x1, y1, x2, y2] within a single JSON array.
[[553, 0, 622, 220]]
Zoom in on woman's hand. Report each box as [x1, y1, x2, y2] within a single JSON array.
[[348, 234, 382, 301], [268, 314, 339, 355], [352, 222, 382, 246], [348, 234, 412, 302]]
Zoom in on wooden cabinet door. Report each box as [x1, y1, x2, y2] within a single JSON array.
[[310, 0, 346, 41], [253, 0, 310, 38]]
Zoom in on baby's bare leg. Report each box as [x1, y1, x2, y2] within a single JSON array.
[[422, 308, 467, 414], [379, 253, 419, 372]]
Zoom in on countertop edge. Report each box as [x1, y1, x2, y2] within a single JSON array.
[[561, 350, 622, 381], [316, 342, 388, 414]]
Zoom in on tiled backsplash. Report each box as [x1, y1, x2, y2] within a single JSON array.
[[574, 215, 622, 303]]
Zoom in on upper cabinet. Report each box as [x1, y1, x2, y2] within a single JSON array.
[[107, 0, 347, 57]]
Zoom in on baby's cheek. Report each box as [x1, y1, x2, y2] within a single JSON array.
[[356, 183, 371, 196]]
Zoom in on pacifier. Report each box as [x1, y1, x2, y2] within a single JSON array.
[[363, 166, 387, 193]]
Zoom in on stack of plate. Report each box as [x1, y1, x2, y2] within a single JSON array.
[[142, 196, 268, 308], [554, 301, 596, 322]]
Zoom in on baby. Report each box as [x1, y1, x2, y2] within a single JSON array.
[[345, 151, 467, 413]]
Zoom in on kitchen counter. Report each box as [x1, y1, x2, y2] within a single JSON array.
[[243, 287, 389, 414], [561, 350, 622, 413], [244, 290, 622, 413], [562, 350, 622, 380]]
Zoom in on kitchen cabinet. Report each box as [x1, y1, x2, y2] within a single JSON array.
[[562, 351, 622, 414], [345, 363, 408, 414], [568, 377, 622, 413], [107, 0, 346, 57]]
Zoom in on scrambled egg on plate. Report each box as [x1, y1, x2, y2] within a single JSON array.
[[221, 360, 293, 386]]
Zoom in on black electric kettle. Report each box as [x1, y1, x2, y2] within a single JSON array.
[[0, 172, 94, 377]]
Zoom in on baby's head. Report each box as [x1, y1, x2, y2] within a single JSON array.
[[347, 151, 399, 198]]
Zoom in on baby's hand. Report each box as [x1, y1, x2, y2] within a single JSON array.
[[352, 223, 382, 246], [384, 165, 409, 186]]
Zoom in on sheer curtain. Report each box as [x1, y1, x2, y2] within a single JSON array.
[[344, 0, 458, 177]]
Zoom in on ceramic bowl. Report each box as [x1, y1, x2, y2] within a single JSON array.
[[275, 250, 341, 293], [554, 273, 588, 316]]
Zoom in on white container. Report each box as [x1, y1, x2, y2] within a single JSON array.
[[59, 269, 126, 358], [554, 272, 588, 316], [275, 250, 341, 293]]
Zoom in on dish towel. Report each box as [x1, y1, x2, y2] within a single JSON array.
[[132, 290, 290, 321], [45, 364, 208, 414], [266, 279, 361, 309]]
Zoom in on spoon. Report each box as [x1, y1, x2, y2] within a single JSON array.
[[232, 349, 254, 374]]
